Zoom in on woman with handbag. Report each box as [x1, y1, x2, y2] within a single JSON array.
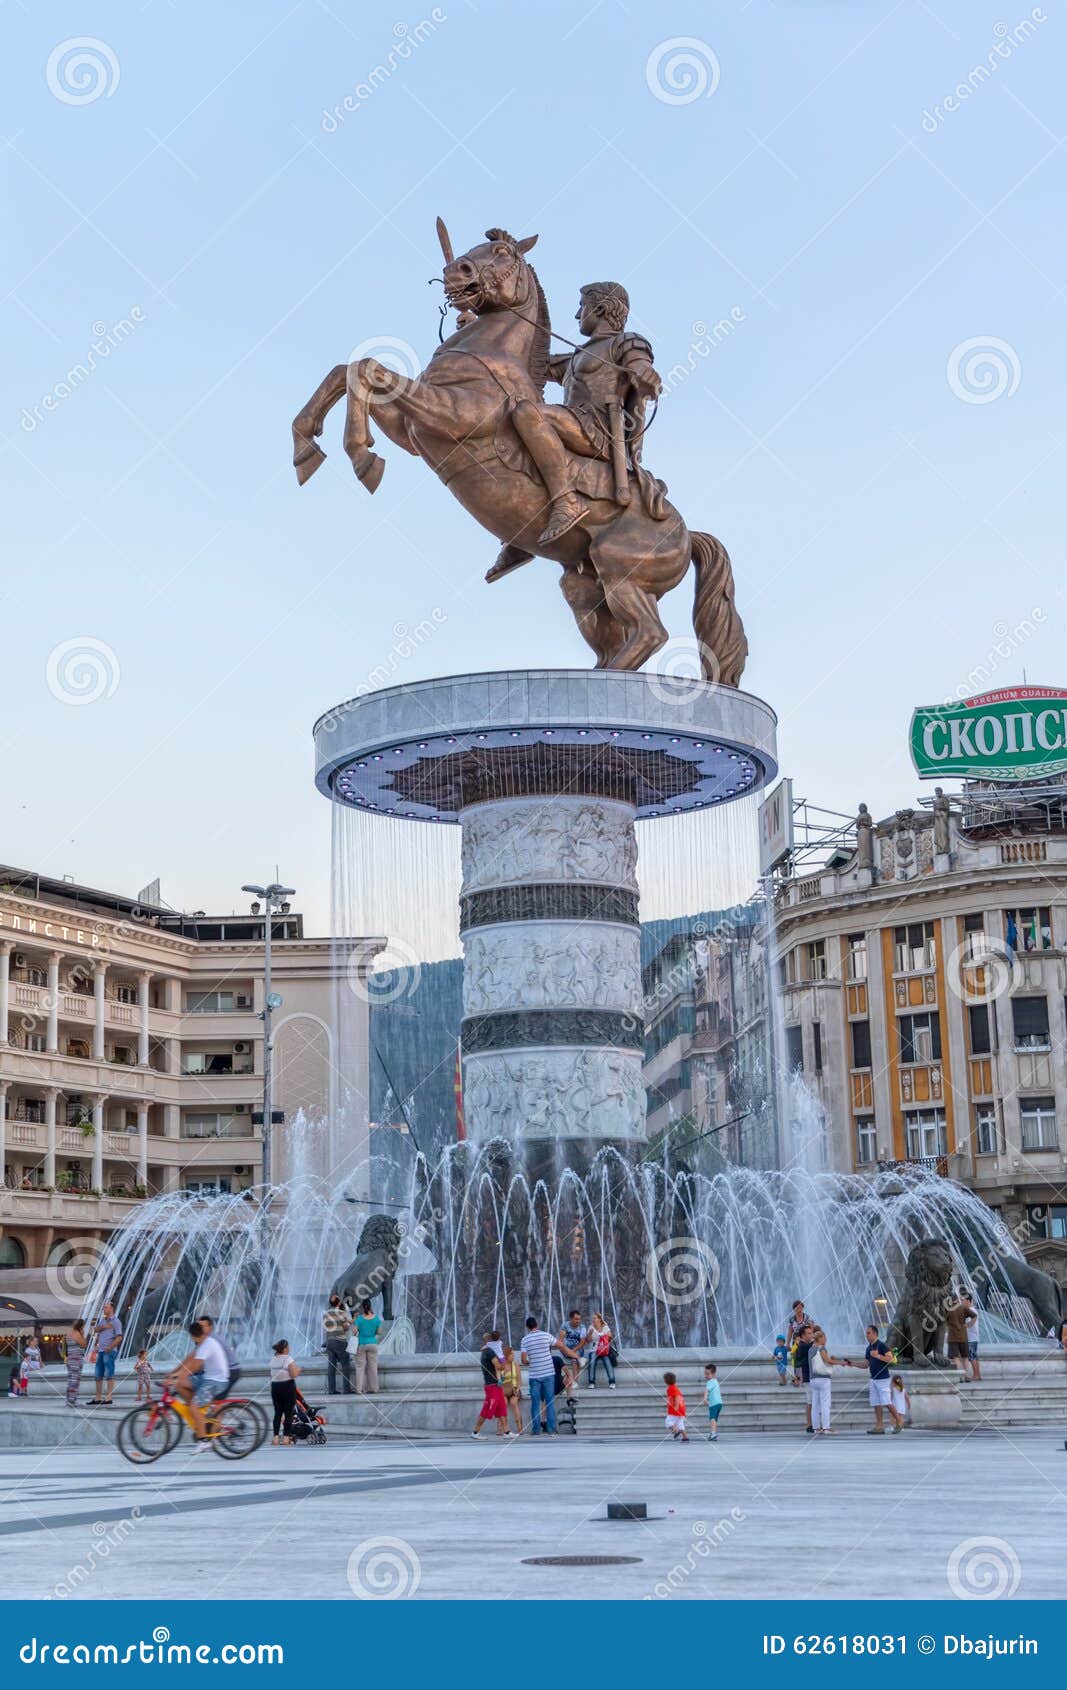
[[587, 1312, 617, 1389], [809, 1327, 848, 1434]]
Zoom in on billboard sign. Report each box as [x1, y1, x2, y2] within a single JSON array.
[[758, 777, 793, 873], [910, 687, 1067, 782]]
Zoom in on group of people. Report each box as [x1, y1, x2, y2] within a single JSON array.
[[472, 1311, 616, 1437], [782, 1299, 911, 1436], [320, 1293, 384, 1395]]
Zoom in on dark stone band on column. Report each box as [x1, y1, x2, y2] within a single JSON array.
[[460, 883, 640, 932], [461, 1009, 645, 1053]]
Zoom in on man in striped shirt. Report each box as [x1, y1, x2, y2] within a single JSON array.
[[521, 1316, 560, 1435]]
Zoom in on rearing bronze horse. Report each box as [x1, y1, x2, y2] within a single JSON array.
[[292, 223, 747, 682]]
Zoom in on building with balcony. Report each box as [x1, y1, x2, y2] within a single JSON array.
[[772, 782, 1067, 1288], [0, 865, 383, 1269]]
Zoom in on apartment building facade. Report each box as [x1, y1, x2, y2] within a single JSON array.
[[0, 866, 382, 1269], [774, 783, 1067, 1282]]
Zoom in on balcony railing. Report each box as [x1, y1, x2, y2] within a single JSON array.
[[877, 1156, 949, 1178]]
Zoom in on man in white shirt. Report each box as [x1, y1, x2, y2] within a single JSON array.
[[172, 1320, 230, 1445]]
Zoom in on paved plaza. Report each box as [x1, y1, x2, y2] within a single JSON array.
[[1, 1427, 1061, 1602]]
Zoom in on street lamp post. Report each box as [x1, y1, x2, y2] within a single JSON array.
[[241, 880, 295, 1203]]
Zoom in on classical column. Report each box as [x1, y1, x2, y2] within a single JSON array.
[[0, 941, 12, 1045], [138, 971, 151, 1068], [0, 1080, 8, 1189], [92, 960, 108, 1062], [91, 1094, 105, 1193], [46, 952, 61, 1055], [460, 795, 645, 1142], [163, 1102, 181, 1138], [44, 1087, 61, 1187], [136, 1101, 149, 1188]]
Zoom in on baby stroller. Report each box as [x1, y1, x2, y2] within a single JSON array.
[[288, 1387, 327, 1445], [554, 1354, 578, 1436]]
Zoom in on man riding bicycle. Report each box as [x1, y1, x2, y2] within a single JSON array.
[[170, 1320, 229, 1448]]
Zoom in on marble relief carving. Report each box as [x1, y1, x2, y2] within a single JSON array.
[[462, 1048, 645, 1141], [462, 923, 642, 1017], [460, 797, 638, 894]]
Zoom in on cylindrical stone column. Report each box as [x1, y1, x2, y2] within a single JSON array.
[[459, 794, 645, 1142]]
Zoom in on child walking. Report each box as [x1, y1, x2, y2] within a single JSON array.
[[664, 1371, 689, 1442], [890, 1374, 909, 1432], [134, 1348, 153, 1402], [704, 1362, 723, 1440], [772, 1335, 789, 1385]]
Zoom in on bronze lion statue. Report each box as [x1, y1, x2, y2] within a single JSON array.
[[888, 1237, 956, 1366]]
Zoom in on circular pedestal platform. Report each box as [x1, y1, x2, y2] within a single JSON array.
[[315, 670, 778, 1142]]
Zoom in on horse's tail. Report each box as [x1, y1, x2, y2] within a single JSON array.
[[691, 530, 748, 687]]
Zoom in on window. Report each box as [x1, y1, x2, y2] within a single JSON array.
[[1019, 1097, 1058, 1151], [968, 1003, 991, 1056], [851, 1019, 872, 1069], [846, 933, 868, 981], [807, 940, 827, 981], [186, 990, 239, 1014], [894, 922, 936, 973], [855, 1117, 876, 1164], [961, 913, 986, 960], [974, 1103, 999, 1156], [1027, 1203, 1067, 1240], [110, 1046, 134, 1066], [1012, 996, 1050, 1051], [115, 982, 137, 1005], [183, 1176, 233, 1196], [812, 1021, 823, 1073], [23, 1032, 46, 1053], [898, 1011, 941, 1064], [905, 1109, 947, 1159], [182, 1113, 252, 1139], [183, 1052, 235, 1075], [1005, 906, 1052, 952], [785, 1025, 804, 1072], [0, 1236, 26, 1268]]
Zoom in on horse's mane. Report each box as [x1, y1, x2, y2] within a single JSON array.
[[525, 266, 551, 396], [485, 227, 551, 395]]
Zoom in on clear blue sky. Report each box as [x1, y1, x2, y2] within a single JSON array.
[[3, 0, 1065, 931]]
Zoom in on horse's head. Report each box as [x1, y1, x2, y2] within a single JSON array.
[[439, 221, 539, 316]]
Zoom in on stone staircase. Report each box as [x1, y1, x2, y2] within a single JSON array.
[[5, 1345, 1065, 1446]]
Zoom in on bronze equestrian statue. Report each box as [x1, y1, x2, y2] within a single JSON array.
[[292, 220, 747, 684]]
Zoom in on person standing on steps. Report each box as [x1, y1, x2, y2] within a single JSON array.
[[322, 1293, 352, 1396], [521, 1316, 560, 1435], [354, 1298, 382, 1394]]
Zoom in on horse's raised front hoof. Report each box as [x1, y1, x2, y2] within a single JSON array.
[[293, 440, 326, 485], [352, 450, 385, 493]]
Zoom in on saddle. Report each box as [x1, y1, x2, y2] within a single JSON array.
[[493, 424, 669, 521]]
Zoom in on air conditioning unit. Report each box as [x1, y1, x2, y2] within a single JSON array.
[[236, 995, 252, 1009], [234, 1165, 247, 1175], [13, 952, 27, 968], [233, 1041, 248, 1054], [234, 1103, 247, 1114]]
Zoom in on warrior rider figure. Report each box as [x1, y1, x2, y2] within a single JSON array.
[[488, 281, 666, 582]]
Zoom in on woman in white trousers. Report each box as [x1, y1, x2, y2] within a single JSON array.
[[809, 1328, 849, 1433]]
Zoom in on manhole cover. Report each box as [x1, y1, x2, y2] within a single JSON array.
[[522, 1555, 642, 1567]]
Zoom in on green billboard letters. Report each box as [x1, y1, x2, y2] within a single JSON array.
[[910, 687, 1067, 780]]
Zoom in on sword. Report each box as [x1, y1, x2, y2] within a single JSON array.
[[605, 401, 631, 506]]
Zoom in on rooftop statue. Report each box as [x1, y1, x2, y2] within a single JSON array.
[[292, 220, 747, 683]]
